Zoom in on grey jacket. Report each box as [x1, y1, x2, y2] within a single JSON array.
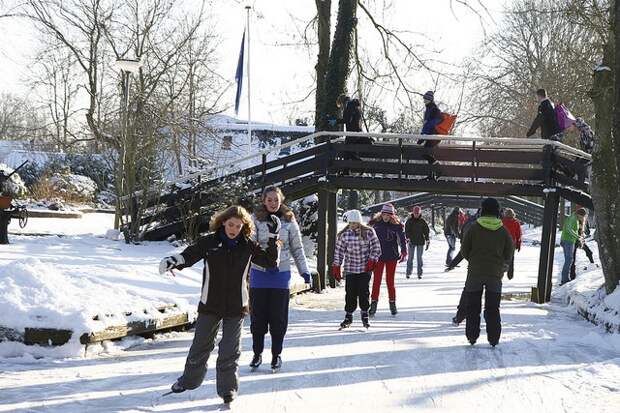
[[251, 215, 310, 276]]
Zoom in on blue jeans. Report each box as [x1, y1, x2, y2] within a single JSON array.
[[560, 241, 575, 284], [406, 242, 425, 276], [446, 235, 457, 265]]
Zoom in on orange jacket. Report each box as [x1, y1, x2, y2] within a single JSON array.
[[502, 217, 522, 250]]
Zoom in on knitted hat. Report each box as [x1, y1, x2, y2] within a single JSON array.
[[480, 198, 501, 218], [381, 203, 396, 215], [412, 206, 422, 215], [423, 90, 434, 101], [345, 209, 363, 223]]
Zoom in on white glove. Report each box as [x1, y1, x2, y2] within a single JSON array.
[[159, 254, 185, 275], [267, 214, 281, 238]]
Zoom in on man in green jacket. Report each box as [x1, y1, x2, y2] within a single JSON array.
[[460, 198, 514, 347], [560, 208, 587, 285]]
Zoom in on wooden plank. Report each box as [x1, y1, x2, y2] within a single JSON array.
[[332, 160, 544, 181], [24, 328, 73, 346]]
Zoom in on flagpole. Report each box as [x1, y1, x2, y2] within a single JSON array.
[[245, 5, 252, 157]]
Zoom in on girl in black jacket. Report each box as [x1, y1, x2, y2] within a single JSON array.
[[159, 205, 280, 405]]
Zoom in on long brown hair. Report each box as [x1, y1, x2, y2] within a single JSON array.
[[209, 206, 255, 239], [337, 222, 374, 240], [369, 212, 401, 225], [254, 186, 295, 222]]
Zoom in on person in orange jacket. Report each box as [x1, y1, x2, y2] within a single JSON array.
[[501, 208, 522, 280]]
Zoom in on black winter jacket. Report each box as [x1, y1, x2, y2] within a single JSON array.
[[405, 216, 430, 245], [338, 99, 363, 132], [177, 231, 278, 317], [527, 99, 561, 139], [444, 211, 460, 237]]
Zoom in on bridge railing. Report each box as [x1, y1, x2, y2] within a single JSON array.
[[122, 131, 590, 202]]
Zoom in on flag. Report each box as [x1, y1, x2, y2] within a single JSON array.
[[234, 30, 245, 115]]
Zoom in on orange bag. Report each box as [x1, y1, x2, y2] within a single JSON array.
[[435, 113, 457, 135]]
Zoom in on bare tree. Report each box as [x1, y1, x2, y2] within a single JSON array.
[[464, 0, 606, 139]]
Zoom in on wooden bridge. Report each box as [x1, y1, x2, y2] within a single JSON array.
[[362, 193, 545, 227], [123, 131, 592, 304]]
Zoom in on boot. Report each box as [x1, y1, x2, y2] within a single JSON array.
[[361, 311, 370, 328], [389, 301, 398, 315], [271, 355, 282, 371], [340, 313, 353, 329], [223, 394, 235, 404], [249, 353, 262, 369], [171, 379, 186, 394], [369, 300, 378, 317]]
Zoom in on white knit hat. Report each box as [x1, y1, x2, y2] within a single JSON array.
[[344, 209, 363, 223]]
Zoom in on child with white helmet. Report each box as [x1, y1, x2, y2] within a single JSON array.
[[332, 209, 382, 329]]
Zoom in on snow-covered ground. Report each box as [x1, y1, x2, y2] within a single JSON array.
[[1, 216, 620, 412]]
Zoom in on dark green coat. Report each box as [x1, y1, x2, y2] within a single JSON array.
[[460, 217, 514, 279]]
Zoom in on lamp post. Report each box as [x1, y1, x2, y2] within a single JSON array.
[[114, 58, 142, 231]]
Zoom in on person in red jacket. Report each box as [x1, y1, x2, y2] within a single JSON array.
[[501, 208, 522, 280]]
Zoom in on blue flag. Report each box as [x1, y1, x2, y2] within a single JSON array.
[[234, 30, 245, 115]]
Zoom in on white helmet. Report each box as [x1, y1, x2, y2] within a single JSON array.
[[344, 209, 363, 223]]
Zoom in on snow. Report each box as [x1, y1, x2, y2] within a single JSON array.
[[1, 217, 620, 412]]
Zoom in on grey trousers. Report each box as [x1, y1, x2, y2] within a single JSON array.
[[178, 312, 244, 398]]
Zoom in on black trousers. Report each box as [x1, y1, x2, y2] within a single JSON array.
[[570, 241, 595, 280], [345, 272, 372, 314], [250, 288, 290, 357], [448, 252, 464, 268], [463, 276, 502, 345]]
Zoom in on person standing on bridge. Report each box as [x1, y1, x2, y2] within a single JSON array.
[[248, 186, 312, 373], [501, 208, 522, 281], [526, 88, 563, 141], [418, 90, 443, 180], [404, 205, 430, 280], [332, 209, 382, 329], [444, 207, 461, 267], [158, 205, 280, 404], [328, 94, 372, 174], [369, 203, 408, 316], [460, 198, 514, 346]]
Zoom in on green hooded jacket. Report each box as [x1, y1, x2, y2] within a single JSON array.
[[560, 214, 580, 244], [460, 217, 515, 279]]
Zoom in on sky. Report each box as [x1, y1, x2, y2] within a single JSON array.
[[0, 0, 504, 126]]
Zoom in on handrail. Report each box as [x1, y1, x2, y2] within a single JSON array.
[[120, 130, 591, 201]]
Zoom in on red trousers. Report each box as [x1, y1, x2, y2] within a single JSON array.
[[371, 260, 397, 302]]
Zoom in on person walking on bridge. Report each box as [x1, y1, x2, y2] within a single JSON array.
[[332, 210, 382, 329], [526, 88, 563, 141], [404, 205, 430, 280], [418, 90, 443, 180], [249, 186, 312, 373], [460, 198, 514, 347], [369, 203, 408, 316]]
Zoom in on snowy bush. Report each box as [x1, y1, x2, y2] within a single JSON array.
[[0, 163, 28, 198], [33, 172, 98, 202], [50, 173, 98, 199]]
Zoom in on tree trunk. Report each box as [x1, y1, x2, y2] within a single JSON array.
[[590, 30, 620, 294], [315, 0, 357, 140], [314, 0, 331, 133]]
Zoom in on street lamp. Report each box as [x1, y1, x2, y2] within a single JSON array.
[[113, 57, 142, 232], [115, 58, 142, 73]]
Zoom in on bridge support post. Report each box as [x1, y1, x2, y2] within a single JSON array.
[[317, 188, 328, 291], [534, 191, 560, 303], [327, 190, 338, 288]]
